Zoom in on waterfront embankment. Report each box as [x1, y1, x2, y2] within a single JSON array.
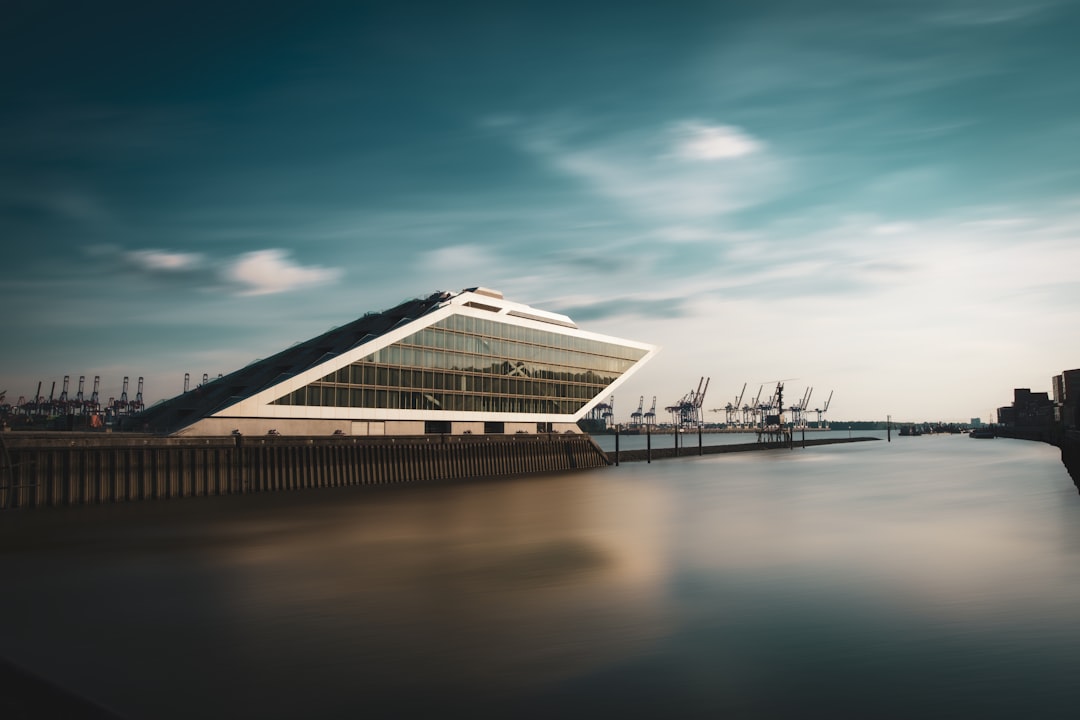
[[1, 431, 878, 510], [0, 432, 608, 510], [994, 426, 1080, 491], [608, 435, 879, 463]]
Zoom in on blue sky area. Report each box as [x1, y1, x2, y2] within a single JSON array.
[[4, 0, 1080, 421]]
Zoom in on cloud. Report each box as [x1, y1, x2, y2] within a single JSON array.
[[100, 246, 341, 296], [508, 118, 782, 224], [927, 0, 1058, 25], [671, 122, 762, 161], [557, 296, 692, 322], [224, 249, 342, 296], [125, 249, 205, 273]]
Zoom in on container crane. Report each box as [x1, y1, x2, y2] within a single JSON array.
[[631, 396, 644, 426], [812, 390, 834, 428], [790, 387, 812, 428], [644, 396, 657, 427], [733, 383, 746, 427], [757, 381, 789, 443], [666, 377, 710, 428]]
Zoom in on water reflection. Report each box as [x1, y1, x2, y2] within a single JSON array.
[[2, 436, 1080, 718]]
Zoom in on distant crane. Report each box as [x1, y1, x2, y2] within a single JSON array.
[[666, 377, 710, 428], [812, 390, 834, 428], [644, 396, 657, 427], [601, 395, 615, 428], [711, 382, 746, 427], [59, 375, 70, 404], [631, 396, 644, 426], [731, 382, 747, 427], [75, 376, 85, 405], [747, 385, 764, 427], [90, 376, 100, 408], [757, 381, 790, 444], [790, 387, 812, 428], [134, 377, 145, 412]]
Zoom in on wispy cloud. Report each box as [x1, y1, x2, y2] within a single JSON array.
[[222, 250, 342, 296], [927, 0, 1059, 25], [125, 249, 205, 273], [671, 122, 762, 161], [556, 295, 693, 322], [500, 117, 785, 225], [102, 246, 341, 296]]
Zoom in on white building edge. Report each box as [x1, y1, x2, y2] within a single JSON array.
[[139, 288, 658, 436]]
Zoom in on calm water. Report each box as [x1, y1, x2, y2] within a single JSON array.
[[2, 434, 1079, 718]]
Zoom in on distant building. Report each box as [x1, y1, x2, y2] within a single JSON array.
[[136, 288, 658, 436], [999, 388, 1054, 429], [997, 373, 1080, 433], [1052, 369, 1080, 430]]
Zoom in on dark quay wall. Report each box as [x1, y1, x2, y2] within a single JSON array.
[[0, 433, 609, 510]]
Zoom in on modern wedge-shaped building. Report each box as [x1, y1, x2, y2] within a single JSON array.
[[138, 287, 658, 436]]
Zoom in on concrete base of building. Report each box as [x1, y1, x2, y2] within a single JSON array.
[[171, 417, 584, 437]]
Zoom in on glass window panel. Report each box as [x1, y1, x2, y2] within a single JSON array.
[[376, 367, 389, 386], [336, 387, 349, 406], [388, 368, 400, 387], [350, 388, 363, 407]]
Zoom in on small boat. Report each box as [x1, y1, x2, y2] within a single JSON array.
[[969, 429, 995, 439]]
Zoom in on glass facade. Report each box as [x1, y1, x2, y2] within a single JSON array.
[[271, 314, 648, 416]]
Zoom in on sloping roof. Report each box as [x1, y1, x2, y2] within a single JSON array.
[[133, 291, 450, 435]]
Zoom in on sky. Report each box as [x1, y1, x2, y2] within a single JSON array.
[[3, 0, 1080, 423]]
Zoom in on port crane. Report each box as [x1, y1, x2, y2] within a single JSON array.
[[643, 396, 657, 427], [711, 382, 747, 427], [812, 390, 834, 427], [630, 396, 644, 426], [757, 381, 790, 444], [601, 395, 614, 428], [666, 377, 710, 428], [789, 387, 812, 429]]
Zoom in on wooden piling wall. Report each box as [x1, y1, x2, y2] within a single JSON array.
[[0, 433, 610, 510]]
